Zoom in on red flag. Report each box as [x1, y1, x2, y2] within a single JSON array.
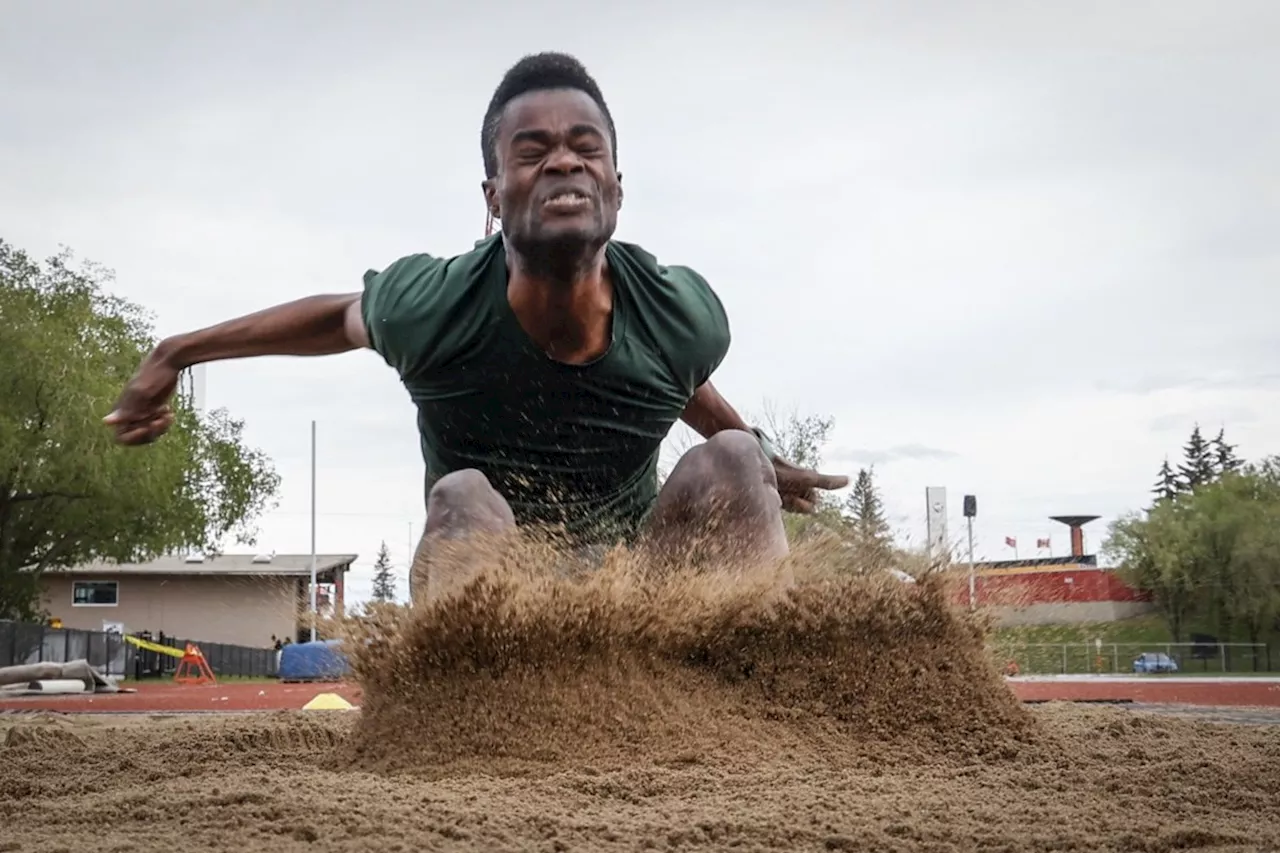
[[1005, 536, 1017, 548], [1037, 538, 1051, 549]]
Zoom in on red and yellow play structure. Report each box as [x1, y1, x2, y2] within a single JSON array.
[[124, 635, 217, 686]]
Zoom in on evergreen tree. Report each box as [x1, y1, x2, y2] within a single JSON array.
[[844, 467, 894, 563], [369, 541, 397, 603], [1212, 428, 1243, 477], [1177, 425, 1217, 492], [1152, 457, 1179, 504]]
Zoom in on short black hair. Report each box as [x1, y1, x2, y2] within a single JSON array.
[[481, 52, 617, 180]]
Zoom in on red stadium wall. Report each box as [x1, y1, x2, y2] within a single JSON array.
[[944, 566, 1150, 610]]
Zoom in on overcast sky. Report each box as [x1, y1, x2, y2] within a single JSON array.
[[3, 0, 1277, 603]]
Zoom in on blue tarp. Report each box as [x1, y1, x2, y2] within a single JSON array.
[[277, 639, 349, 682]]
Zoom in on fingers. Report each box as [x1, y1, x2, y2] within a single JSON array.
[[104, 402, 172, 425], [814, 473, 850, 491], [105, 401, 171, 425], [775, 465, 849, 514], [783, 495, 816, 514], [777, 467, 850, 494], [115, 427, 169, 446], [110, 410, 175, 446]]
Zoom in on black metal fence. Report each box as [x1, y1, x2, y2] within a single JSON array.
[[136, 632, 279, 679], [0, 620, 279, 679]]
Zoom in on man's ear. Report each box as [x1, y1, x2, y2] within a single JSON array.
[[481, 178, 500, 218], [617, 172, 624, 210]]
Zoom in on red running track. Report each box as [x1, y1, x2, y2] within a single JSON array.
[[1, 677, 1279, 714], [0, 681, 363, 714], [1010, 676, 1280, 707]]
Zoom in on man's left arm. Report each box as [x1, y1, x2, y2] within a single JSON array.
[[666, 261, 847, 511], [679, 381, 849, 513], [679, 380, 751, 438]]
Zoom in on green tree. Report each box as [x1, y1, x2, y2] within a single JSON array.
[[0, 239, 280, 621], [1106, 457, 1280, 648], [844, 467, 894, 566], [1189, 475, 1248, 645], [1211, 428, 1243, 478], [1202, 464, 1280, 647], [369, 540, 397, 603], [1104, 503, 1199, 643], [1151, 457, 1179, 504], [1177, 424, 1216, 492], [1228, 501, 1280, 647]]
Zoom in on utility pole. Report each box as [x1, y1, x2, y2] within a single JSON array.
[[407, 520, 414, 604], [963, 494, 977, 610], [309, 420, 317, 642]]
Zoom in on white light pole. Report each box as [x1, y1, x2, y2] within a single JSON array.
[[309, 420, 317, 642], [967, 518, 976, 610], [963, 494, 977, 611], [407, 520, 416, 603]]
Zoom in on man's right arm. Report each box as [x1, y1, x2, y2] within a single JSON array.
[[107, 251, 444, 445], [106, 293, 372, 445], [154, 292, 370, 371]]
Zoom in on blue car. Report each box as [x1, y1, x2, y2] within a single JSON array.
[[1132, 652, 1179, 674]]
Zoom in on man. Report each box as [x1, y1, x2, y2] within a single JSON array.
[[105, 52, 848, 601]]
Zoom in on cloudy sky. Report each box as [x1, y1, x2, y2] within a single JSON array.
[[3, 0, 1277, 602]]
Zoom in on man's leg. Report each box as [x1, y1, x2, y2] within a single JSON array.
[[409, 469, 517, 604], [641, 429, 789, 569]]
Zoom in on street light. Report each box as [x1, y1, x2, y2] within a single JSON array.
[[963, 494, 977, 610]]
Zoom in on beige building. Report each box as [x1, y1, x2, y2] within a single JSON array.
[[39, 553, 356, 648]]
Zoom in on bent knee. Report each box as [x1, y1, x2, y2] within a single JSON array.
[[700, 429, 771, 475], [428, 469, 498, 508], [674, 429, 775, 491], [425, 469, 516, 532], [427, 468, 512, 522]]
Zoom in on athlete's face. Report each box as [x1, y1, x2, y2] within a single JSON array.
[[483, 88, 622, 255]]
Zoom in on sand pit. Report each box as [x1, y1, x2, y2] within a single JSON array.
[[2, 542, 1278, 851], [2, 706, 1278, 851], [336, 540, 1038, 778]]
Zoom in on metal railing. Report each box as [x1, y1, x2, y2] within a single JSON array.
[[0, 620, 278, 679], [993, 641, 1275, 675]]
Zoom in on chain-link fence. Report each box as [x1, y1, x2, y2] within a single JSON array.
[[0, 620, 278, 679], [994, 641, 1274, 675]]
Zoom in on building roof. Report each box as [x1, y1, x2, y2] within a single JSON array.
[[49, 553, 358, 578], [972, 555, 1099, 570]]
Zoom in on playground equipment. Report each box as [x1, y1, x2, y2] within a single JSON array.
[[124, 635, 217, 686]]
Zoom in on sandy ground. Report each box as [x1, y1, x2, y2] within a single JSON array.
[[3, 547, 1278, 851], [1, 704, 1278, 852]]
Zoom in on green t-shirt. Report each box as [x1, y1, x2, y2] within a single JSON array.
[[361, 234, 731, 546]]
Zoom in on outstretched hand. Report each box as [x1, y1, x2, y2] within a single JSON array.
[[773, 459, 848, 514], [103, 354, 181, 446]]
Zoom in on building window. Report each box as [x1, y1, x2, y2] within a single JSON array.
[[72, 580, 119, 607]]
